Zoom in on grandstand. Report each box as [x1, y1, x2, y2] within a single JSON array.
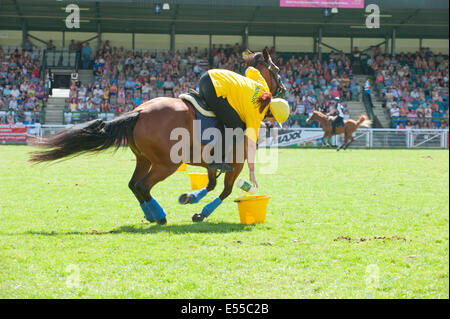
[[0, 0, 448, 133]]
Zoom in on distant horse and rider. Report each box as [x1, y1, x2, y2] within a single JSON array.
[[307, 97, 372, 151], [29, 49, 288, 225]]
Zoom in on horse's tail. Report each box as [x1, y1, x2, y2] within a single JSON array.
[[356, 114, 372, 128], [28, 111, 140, 163]]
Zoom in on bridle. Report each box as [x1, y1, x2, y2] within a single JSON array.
[[253, 57, 286, 99]]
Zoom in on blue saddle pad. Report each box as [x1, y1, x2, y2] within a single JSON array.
[[193, 107, 220, 145]]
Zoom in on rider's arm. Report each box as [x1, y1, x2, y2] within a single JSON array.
[[247, 138, 258, 188], [245, 124, 259, 188]]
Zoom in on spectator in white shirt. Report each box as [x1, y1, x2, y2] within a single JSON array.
[[93, 85, 103, 97], [71, 69, 79, 85], [411, 88, 420, 100], [390, 104, 400, 117], [10, 85, 20, 99], [9, 97, 18, 110]]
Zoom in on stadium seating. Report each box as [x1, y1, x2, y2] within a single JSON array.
[[63, 42, 364, 127], [1, 40, 448, 130], [0, 46, 47, 125], [370, 49, 449, 128]]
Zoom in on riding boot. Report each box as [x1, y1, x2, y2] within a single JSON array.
[[331, 120, 337, 136], [207, 122, 234, 173]]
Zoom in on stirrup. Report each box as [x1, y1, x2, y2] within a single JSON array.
[[208, 162, 234, 173]]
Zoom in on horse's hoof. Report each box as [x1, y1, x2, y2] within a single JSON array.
[[192, 213, 205, 223], [156, 218, 167, 225], [144, 215, 156, 223], [178, 193, 193, 205]]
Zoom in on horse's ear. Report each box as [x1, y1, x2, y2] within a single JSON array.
[[242, 51, 254, 66], [263, 48, 271, 62]]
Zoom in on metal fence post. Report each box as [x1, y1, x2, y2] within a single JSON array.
[[407, 130, 414, 148], [406, 130, 411, 148]]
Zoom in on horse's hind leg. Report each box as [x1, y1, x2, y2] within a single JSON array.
[[128, 155, 152, 220], [337, 135, 347, 151], [327, 132, 333, 147], [135, 164, 178, 225], [193, 162, 244, 222], [179, 169, 217, 205], [321, 133, 327, 146], [343, 136, 354, 150]]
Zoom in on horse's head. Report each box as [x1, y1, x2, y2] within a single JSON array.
[[306, 111, 318, 125], [243, 48, 286, 99]]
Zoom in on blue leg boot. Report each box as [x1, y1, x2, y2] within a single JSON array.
[[191, 187, 208, 204], [143, 198, 167, 225], [192, 197, 222, 222], [179, 187, 208, 205], [140, 202, 155, 223]]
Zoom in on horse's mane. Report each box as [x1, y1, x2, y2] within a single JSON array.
[[312, 110, 328, 120]]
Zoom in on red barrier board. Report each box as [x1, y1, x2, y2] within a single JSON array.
[[0, 125, 27, 142]]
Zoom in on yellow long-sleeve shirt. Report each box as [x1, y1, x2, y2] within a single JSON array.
[[208, 67, 270, 142]]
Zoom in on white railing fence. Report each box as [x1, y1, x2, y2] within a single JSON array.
[[14, 125, 449, 149], [260, 128, 449, 149]]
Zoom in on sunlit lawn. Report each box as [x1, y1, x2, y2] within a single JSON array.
[[0, 146, 448, 298]]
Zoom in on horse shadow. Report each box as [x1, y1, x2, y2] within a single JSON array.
[[19, 222, 252, 236]]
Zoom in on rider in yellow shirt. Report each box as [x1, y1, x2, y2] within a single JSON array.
[[198, 66, 289, 188]]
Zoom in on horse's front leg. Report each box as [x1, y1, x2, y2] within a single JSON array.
[[321, 134, 327, 147], [192, 162, 244, 222], [343, 136, 354, 150], [337, 135, 347, 151], [179, 169, 217, 204]]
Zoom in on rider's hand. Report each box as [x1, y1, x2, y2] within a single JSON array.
[[249, 170, 258, 189]]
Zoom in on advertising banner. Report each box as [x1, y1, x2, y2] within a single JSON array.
[[260, 129, 324, 147], [0, 125, 27, 144], [280, 0, 364, 9]]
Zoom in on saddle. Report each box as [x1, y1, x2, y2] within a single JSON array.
[[329, 116, 345, 125], [179, 89, 215, 118], [330, 115, 345, 135], [179, 90, 219, 145]]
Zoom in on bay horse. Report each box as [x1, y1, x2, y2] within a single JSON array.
[[28, 48, 285, 225], [306, 110, 372, 151]]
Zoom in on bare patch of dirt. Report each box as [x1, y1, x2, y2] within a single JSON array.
[[87, 229, 120, 235], [334, 235, 407, 244], [334, 236, 352, 242], [261, 242, 275, 246]]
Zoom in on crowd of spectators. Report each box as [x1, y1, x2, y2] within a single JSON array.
[[280, 51, 361, 127], [2, 37, 449, 131], [0, 37, 48, 126], [368, 47, 449, 129], [66, 40, 363, 127]]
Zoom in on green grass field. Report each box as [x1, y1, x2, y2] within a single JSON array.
[[0, 146, 448, 298]]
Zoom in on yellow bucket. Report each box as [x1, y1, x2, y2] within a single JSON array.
[[188, 173, 209, 190], [234, 195, 271, 225], [177, 163, 187, 172]]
